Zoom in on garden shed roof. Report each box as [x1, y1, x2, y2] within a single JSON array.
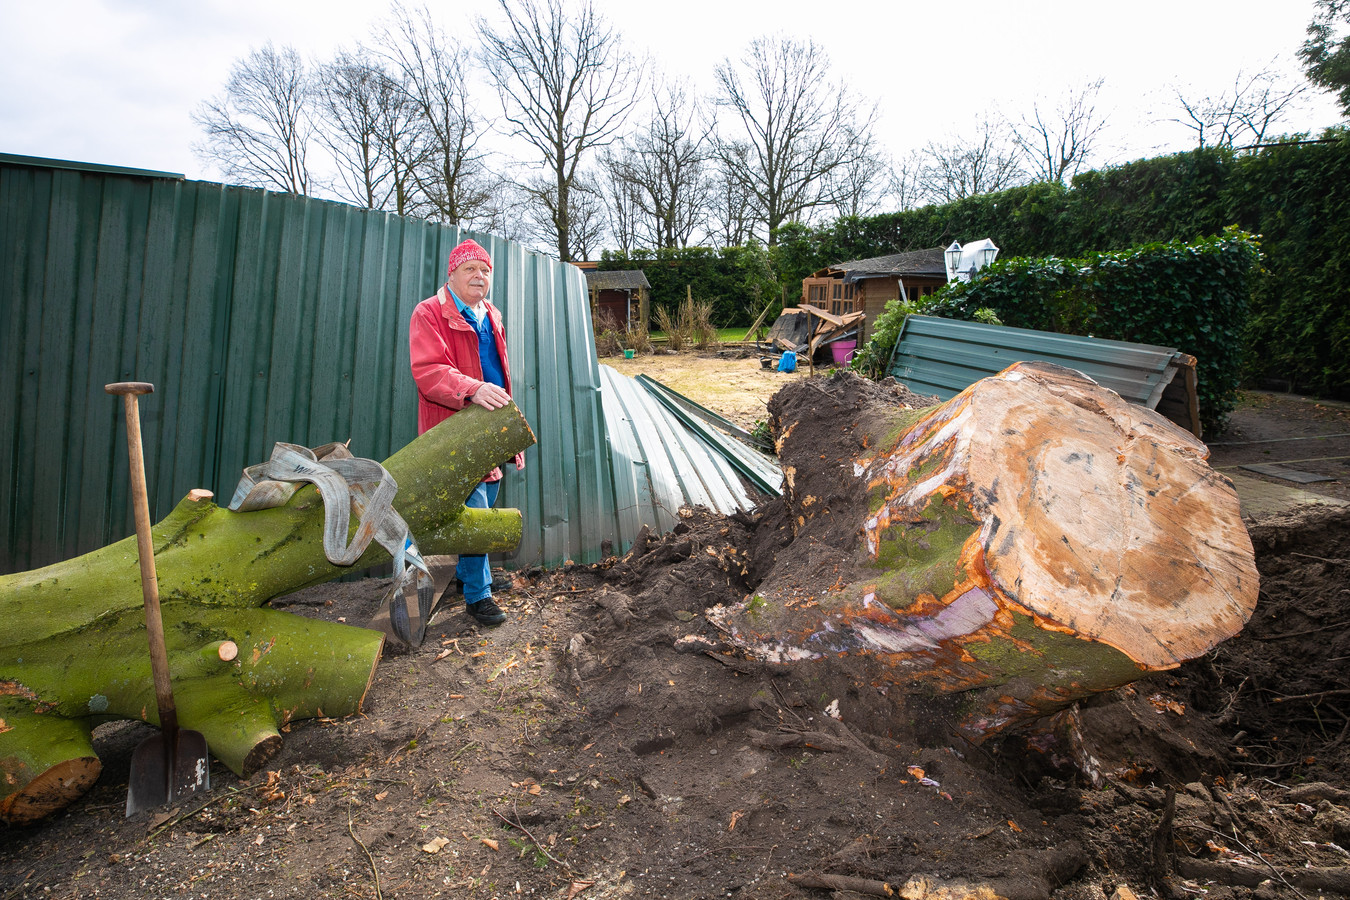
[[585, 270, 651, 291], [813, 248, 947, 280]]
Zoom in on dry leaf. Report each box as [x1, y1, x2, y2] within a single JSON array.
[[1007, 820, 1022, 833], [728, 810, 744, 831], [422, 837, 450, 854], [375, 791, 388, 801], [147, 808, 178, 831], [481, 838, 500, 851], [566, 881, 595, 899]]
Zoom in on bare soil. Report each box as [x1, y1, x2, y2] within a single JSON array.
[[604, 348, 809, 430], [1211, 391, 1350, 505], [3, 358, 1349, 900]]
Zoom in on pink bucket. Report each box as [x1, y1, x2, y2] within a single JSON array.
[[830, 340, 856, 365]]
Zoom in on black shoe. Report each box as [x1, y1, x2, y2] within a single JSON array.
[[466, 596, 507, 626]]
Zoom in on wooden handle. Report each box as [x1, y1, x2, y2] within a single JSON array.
[[105, 382, 155, 396], [115, 389, 178, 738]]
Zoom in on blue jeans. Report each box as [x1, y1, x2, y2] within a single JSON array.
[[457, 479, 500, 602]]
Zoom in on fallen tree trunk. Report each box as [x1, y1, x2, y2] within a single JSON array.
[[709, 364, 1257, 740], [0, 402, 535, 823]]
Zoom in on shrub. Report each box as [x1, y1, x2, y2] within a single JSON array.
[[856, 229, 1261, 434]]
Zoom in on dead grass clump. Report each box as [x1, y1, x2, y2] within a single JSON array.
[[595, 309, 655, 357], [655, 305, 685, 353], [687, 298, 720, 350], [656, 297, 719, 352], [626, 321, 653, 354]]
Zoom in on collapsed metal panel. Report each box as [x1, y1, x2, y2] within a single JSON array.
[[597, 365, 759, 537], [889, 315, 1184, 409], [634, 374, 783, 497]]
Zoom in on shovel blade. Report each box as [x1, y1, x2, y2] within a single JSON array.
[[126, 729, 211, 816]]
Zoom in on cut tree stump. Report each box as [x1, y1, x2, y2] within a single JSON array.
[[709, 363, 1257, 740], [0, 401, 535, 823]]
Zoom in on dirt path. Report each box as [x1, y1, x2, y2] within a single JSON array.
[[602, 350, 809, 430], [1208, 390, 1350, 504], [3, 361, 1349, 900]]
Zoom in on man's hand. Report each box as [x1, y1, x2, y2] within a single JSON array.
[[470, 382, 511, 410]]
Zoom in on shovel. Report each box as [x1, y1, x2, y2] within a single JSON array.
[[106, 381, 211, 815]]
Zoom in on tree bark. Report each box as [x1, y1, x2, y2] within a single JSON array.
[[0, 402, 535, 823], [710, 364, 1257, 740]]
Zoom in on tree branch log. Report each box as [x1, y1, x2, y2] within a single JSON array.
[[0, 402, 535, 822]]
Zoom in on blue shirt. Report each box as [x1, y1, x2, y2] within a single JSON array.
[[450, 291, 506, 390]]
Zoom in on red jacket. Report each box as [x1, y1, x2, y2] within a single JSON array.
[[409, 285, 522, 481]]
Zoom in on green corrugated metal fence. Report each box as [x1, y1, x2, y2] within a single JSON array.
[[0, 154, 621, 574]]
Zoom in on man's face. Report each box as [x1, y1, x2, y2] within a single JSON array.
[[448, 259, 491, 305]]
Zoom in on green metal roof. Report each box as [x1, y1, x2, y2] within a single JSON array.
[[888, 315, 1189, 410], [0, 152, 184, 180]]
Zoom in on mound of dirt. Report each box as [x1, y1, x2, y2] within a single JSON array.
[[3, 377, 1349, 900]]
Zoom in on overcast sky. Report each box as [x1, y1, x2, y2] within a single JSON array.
[[1, 0, 1343, 183]]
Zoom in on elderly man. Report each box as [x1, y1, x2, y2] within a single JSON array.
[[409, 238, 524, 627]]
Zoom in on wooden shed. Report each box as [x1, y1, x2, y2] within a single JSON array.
[[584, 269, 651, 332], [800, 248, 947, 344]]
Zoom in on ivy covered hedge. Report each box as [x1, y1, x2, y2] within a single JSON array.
[[856, 230, 1262, 435], [780, 136, 1350, 399]]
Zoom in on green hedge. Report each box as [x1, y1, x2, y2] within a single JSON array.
[[598, 244, 780, 328], [779, 137, 1350, 399], [855, 230, 1262, 434]]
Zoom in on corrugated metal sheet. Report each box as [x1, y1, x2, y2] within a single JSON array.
[[597, 365, 760, 537], [1, 154, 771, 575], [888, 315, 1187, 408], [633, 374, 782, 497]]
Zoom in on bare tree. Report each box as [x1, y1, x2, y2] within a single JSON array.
[[886, 152, 925, 212], [1012, 79, 1109, 184], [707, 149, 755, 249], [316, 49, 417, 212], [521, 173, 606, 261], [193, 42, 314, 194], [713, 36, 877, 243], [825, 134, 891, 219], [603, 80, 710, 249], [1300, 0, 1350, 116], [1169, 63, 1311, 149], [376, 4, 500, 227], [917, 118, 1026, 204], [476, 0, 643, 261], [598, 149, 642, 254]]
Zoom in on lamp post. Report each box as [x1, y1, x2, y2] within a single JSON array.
[[944, 242, 963, 282]]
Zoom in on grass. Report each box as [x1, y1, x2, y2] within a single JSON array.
[[648, 328, 753, 342]]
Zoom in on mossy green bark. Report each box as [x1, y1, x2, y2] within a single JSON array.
[[0, 401, 536, 822]]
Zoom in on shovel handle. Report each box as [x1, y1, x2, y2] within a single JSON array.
[[106, 381, 178, 737]]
